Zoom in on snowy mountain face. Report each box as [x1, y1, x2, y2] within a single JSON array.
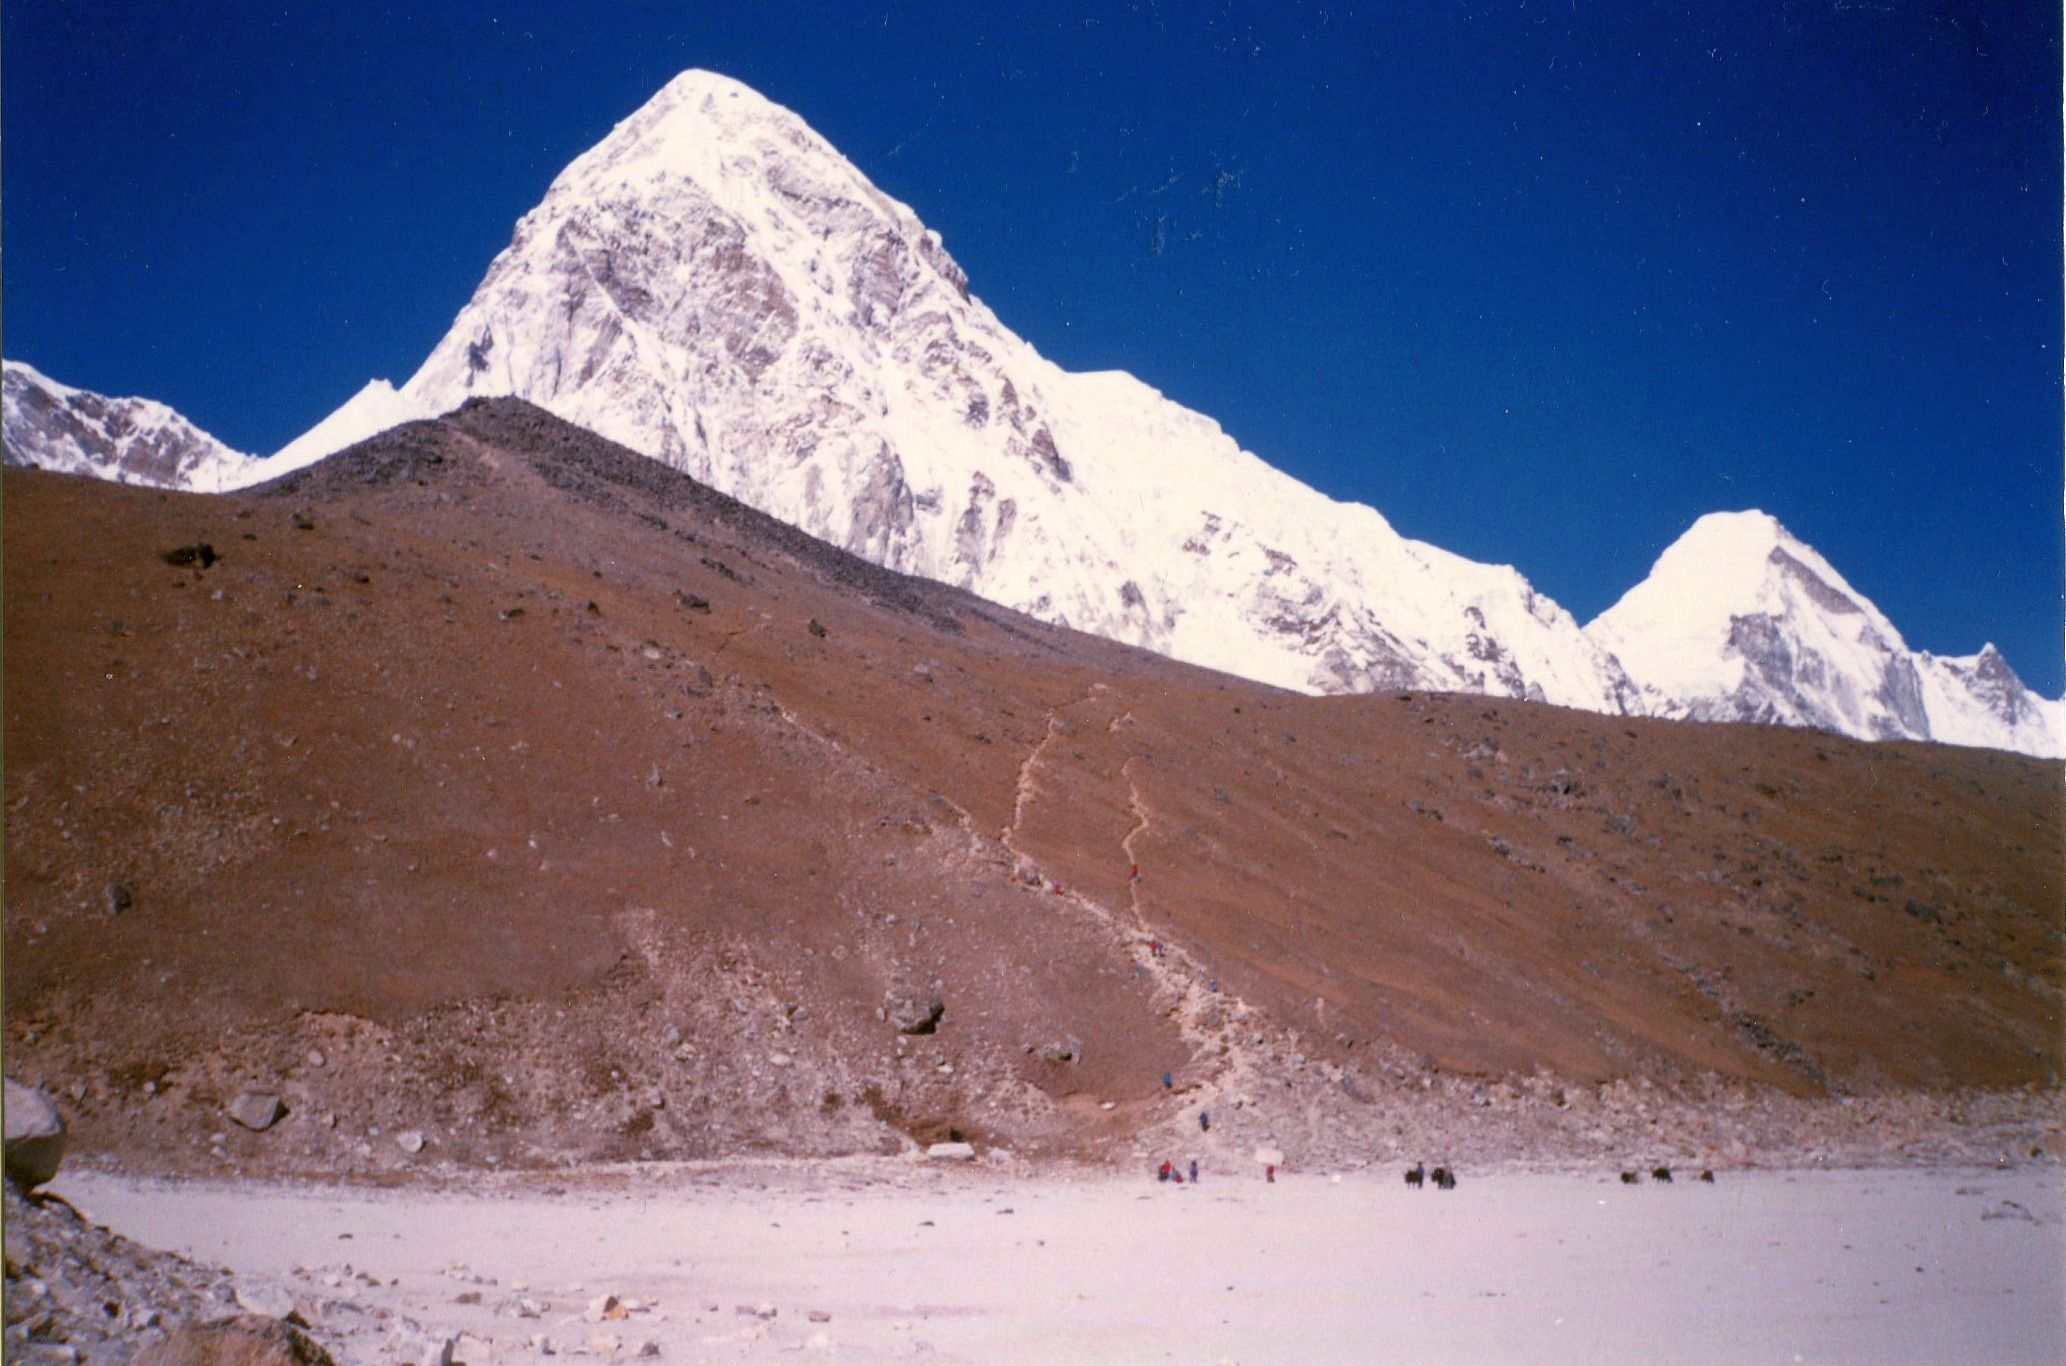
[[1587, 511, 2062, 756], [382, 69, 1640, 710], [12, 71, 2057, 757], [2, 361, 258, 492]]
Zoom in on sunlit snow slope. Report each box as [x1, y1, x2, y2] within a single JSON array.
[[267, 380, 429, 473], [1587, 511, 2061, 755]]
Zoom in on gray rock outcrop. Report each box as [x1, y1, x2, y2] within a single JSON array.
[[4, 1076, 66, 1189], [885, 991, 945, 1035]]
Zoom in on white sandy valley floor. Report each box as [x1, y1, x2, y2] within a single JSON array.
[[52, 1161, 2065, 1366]]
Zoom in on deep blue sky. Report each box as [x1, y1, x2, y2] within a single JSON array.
[[6, 2, 2060, 691]]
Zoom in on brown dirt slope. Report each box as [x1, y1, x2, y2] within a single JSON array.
[[5, 399, 2059, 1175]]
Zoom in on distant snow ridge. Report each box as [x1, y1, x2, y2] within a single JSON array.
[[1, 360, 361, 493], [2, 360, 258, 492], [377, 68, 1639, 709], [1588, 511, 2062, 756]]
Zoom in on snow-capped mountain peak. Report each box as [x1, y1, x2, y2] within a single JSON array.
[[1587, 510, 1901, 691], [1587, 509, 2060, 754], [387, 67, 1639, 710]]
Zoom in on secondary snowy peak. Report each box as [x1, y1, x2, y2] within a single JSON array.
[[395, 69, 1637, 709], [1589, 511, 2062, 756], [1587, 512, 1900, 696], [2, 360, 259, 492], [1915, 645, 2065, 757]]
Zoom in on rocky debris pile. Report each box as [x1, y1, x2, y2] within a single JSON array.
[[5, 924, 936, 1181], [132, 1314, 335, 1366], [1135, 1043, 2063, 1179], [256, 1264, 692, 1362], [5, 1189, 680, 1366], [25, 891, 2054, 1186], [2, 1182, 314, 1364]]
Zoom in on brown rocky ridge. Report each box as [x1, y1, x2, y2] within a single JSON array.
[[4, 399, 2059, 1180]]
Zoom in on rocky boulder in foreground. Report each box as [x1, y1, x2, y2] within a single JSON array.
[[4, 1076, 66, 1190]]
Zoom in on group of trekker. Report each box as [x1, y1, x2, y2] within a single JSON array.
[[1155, 1157, 1277, 1183]]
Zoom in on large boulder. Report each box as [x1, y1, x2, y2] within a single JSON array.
[[4, 1076, 66, 1189], [133, 1314, 337, 1366], [228, 1090, 286, 1132]]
